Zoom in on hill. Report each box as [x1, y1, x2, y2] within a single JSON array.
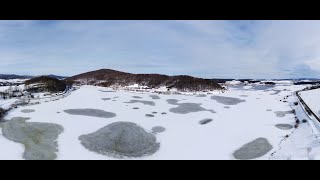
[[25, 76, 67, 93], [66, 69, 223, 91]]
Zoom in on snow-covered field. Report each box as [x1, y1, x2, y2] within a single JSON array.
[[0, 84, 25, 92], [300, 88, 320, 119], [0, 98, 18, 109], [0, 79, 27, 83], [1, 84, 320, 160]]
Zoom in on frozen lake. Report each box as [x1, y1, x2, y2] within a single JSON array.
[[1, 84, 318, 160]]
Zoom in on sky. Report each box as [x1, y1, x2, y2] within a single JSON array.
[[1, 20, 320, 79]]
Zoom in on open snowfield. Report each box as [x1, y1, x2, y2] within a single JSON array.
[[0, 98, 18, 109], [300, 89, 320, 119], [0, 79, 27, 83], [2, 84, 320, 160], [0, 84, 25, 92]]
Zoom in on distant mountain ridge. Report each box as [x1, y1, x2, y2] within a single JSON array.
[[0, 74, 67, 80], [66, 69, 224, 91], [0, 74, 33, 80], [46, 75, 67, 80]]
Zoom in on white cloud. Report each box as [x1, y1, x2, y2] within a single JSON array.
[[0, 20, 320, 78]]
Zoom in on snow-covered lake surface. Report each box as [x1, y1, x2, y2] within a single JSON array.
[[1, 84, 320, 160]]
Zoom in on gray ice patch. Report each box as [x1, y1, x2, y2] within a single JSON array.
[[99, 90, 116, 93], [232, 85, 274, 91], [132, 96, 143, 99], [21, 109, 35, 113], [102, 98, 112, 101], [270, 90, 281, 95], [196, 94, 207, 97], [167, 99, 215, 114], [199, 118, 213, 125], [233, 138, 273, 160], [275, 124, 293, 130], [150, 95, 161, 100], [251, 85, 274, 91], [274, 111, 294, 118], [1, 117, 63, 160], [64, 109, 116, 119], [146, 114, 155, 118], [211, 96, 246, 105], [169, 103, 215, 114], [152, 126, 166, 134], [79, 122, 160, 158], [125, 100, 156, 106], [166, 99, 180, 105]]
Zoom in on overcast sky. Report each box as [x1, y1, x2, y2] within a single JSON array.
[[1, 20, 320, 79]]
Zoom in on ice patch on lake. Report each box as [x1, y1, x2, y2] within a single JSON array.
[[150, 95, 161, 100], [125, 100, 156, 106], [146, 114, 155, 118], [99, 90, 116, 93], [167, 99, 215, 114], [132, 96, 143, 99], [199, 119, 213, 125], [196, 94, 207, 97], [167, 99, 179, 105], [239, 95, 248, 97], [251, 85, 274, 91], [152, 126, 166, 134], [170, 103, 215, 114], [211, 96, 246, 105], [233, 138, 273, 160], [275, 124, 293, 130], [270, 90, 281, 95], [274, 111, 294, 118], [79, 122, 160, 158], [1, 117, 63, 160], [231, 85, 274, 91], [102, 98, 112, 101], [64, 109, 116, 118], [21, 109, 35, 113]]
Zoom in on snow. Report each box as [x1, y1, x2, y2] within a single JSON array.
[[0, 99, 18, 110], [1, 84, 320, 160], [0, 79, 27, 83], [0, 84, 25, 92], [226, 80, 242, 85], [0, 130, 24, 160], [300, 88, 320, 119], [270, 93, 320, 160]]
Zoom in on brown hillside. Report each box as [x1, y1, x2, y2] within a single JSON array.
[[66, 69, 223, 91]]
